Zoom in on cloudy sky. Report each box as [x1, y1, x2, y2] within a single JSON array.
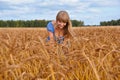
[[0, 0, 120, 25]]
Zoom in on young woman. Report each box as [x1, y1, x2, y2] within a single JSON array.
[[46, 10, 74, 45]]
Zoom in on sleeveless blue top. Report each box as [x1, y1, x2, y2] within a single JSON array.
[[47, 22, 55, 33], [46, 22, 64, 44]]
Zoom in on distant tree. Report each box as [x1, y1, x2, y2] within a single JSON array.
[[118, 19, 120, 25], [71, 20, 84, 27], [0, 20, 7, 27], [0, 19, 84, 27], [100, 19, 120, 26]]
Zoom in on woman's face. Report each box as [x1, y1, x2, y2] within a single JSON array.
[[57, 20, 66, 29]]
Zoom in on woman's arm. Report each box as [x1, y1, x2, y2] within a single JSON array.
[[46, 21, 56, 45], [48, 31, 55, 44]]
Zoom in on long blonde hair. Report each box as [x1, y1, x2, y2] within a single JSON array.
[[56, 10, 75, 38]]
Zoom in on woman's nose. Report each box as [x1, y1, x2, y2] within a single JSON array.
[[61, 23, 64, 26], [60, 22, 66, 26]]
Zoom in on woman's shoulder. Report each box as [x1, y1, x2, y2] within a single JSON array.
[[47, 21, 52, 25], [47, 21, 55, 32], [47, 21, 56, 26]]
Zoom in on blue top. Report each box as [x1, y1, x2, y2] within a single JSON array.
[[46, 22, 64, 44], [47, 22, 55, 33]]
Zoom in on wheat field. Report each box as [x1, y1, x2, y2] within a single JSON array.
[[0, 26, 120, 80]]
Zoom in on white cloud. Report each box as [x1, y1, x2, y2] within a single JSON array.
[[0, 0, 119, 25], [0, 0, 35, 4], [58, 0, 79, 4], [89, 0, 120, 6], [88, 8, 101, 13], [36, 0, 80, 7], [36, 1, 57, 6], [0, 6, 33, 17]]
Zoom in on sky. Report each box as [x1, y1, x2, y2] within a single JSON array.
[[0, 0, 120, 25]]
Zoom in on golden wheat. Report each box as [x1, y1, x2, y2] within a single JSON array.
[[0, 26, 120, 80]]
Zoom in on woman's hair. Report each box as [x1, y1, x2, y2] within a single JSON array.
[[56, 10, 74, 38]]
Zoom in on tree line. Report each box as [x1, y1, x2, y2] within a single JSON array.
[[0, 20, 84, 27], [100, 19, 120, 26]]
